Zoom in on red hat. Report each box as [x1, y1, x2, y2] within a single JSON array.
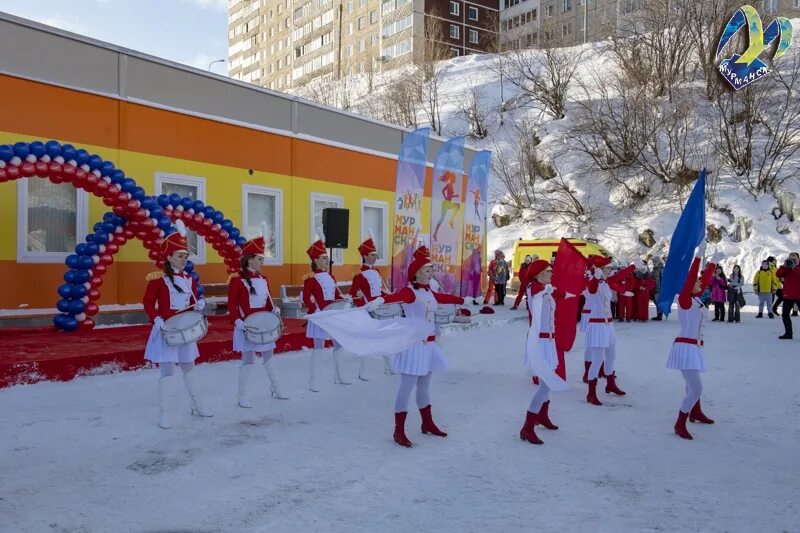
[[413, 245, 430, 260], [587, 255, 611, 269], [242, 236, 265, 257], [528, 259, 551, 280], [306, 236, 327, 260], [408, 254, 432, 281], [358, 238, 376, 257], [161, 220, 188, 259]]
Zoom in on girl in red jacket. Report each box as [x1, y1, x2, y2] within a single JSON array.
[[350, 235, 391, 377], [142, 221, 211, 429], [633, 265, 656, 322], [228, 231, 288, 408]]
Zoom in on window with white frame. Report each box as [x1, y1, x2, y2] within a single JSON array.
[[155, 173, 207, 264], [545, 4, 553, 17], [468, 28, 478, 44], [562, 0, 572, 13], [450, 24, 460, 39], [449, 1, 459, 15], [310, 193, 344, 264], [468, 6, 478, 20], [450, 47, 460, 57], [242, 185, 283, 264], [361, 200, 388, 265], [17, 180, 88, 262]]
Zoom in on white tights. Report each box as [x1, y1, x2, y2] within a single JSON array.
[[241, 350, 274, 365], [529, 382, 551, 412], [159, 362, 195, 377], [394, 373, 432, 412], [680, 369, 703, 413], [588, 343, 617, 380]]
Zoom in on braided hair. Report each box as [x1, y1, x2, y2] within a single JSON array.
[[240, 255, 256, 295], [164, 261, 185, 294]]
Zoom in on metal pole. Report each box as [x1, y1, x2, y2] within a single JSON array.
[[208, 59, 225, 72], [583, 0, 587, 44]]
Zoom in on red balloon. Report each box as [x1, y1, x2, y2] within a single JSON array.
[[85, 302, 99, 316], [78, 318, 95, 331], [219, 230, 229, 240], [89, 276, 103, 289], [49, 174, 65, 184], [94, 179, 109, 195], [155, 260, 165, 269], [148, 249, 160, 260], [113, 234, 127, 245], [88, 289, 101, 301], [74, 168, 87, 184], [127, 199, 140, 211], [202, 217, 213, 227], [85, 174, 99, 191], [123, 229, 135, 239], [6, 166, 20, 180], [193, 213, 204, 224], [34, 160, 49, 176], [99, 254, 113, 266], [224, 239, 236, 249], [152, 238, 165, 249], [20, 162, 35, 177], [135, 230, 149, 240], [105, 243, 119, 254], [102, 196, 117, 207], [62, 164, 75, 179], [93, 264, 107, 275], [0, 168, 7, 183]]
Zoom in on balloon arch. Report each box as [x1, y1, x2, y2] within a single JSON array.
[[0, 141, 246, 332]]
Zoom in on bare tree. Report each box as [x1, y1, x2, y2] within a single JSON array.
[[503, 45, 582, 119], [490, 119, 541, 211], [456, 83, 490, 140], [411, 16, 451, 135]]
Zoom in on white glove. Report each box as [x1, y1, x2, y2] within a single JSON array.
[[194, 299, 206, 311], [365, 297, 385, 310], [271, 307, 281, 317], [709, 251, 725, 264], [235, 319, 245, 330], [593, 268, 603, 280], [565, 292, 576, 299], [154, 316, 165, 329], [543, 284, 555, 295]]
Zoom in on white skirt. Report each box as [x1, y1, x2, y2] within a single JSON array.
[[392, 341, 448, 376], [306, 318, 332, 340], [666, 342, 706, 371], [524, 338, 558, 375], [585, 322, 616, 349], [579, 311, 590, 333], [144, 323, 199, 364], [233, 326, 276, 353]]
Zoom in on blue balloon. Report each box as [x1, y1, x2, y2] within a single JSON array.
[[221, 219, 234, 231], [213, 211, 224, 224], [111, 215, 125, 226], [157, 194, 170, 207], [158, 216, 172, 229], [86, 243, 100, 256], [132, 187, 146, 201], [141, 197, 157, 210], [203, 206, 215, 218], [45, 140, 62, 158], [236, 237, 247, 246], [70, 284, 88, 299], [102, 221, 116, 233], [88, 155, 103, 170], [168, 193, 182, 206], [57, 298, 71, 313], [77, 256, 94, 270], [190, 271, 200, 280], [100, 161, 115, 177], [64, 270, 78, 283], [109, 169, 125, 184], [57, 283, 73, 298], [13, 142, 30, 159], [196, 287, 205, 298], [86, 234, 96, 243], [61, 144, 77, 161], [184, 260, 194, 273], [75, 243, 88, 256], [93, 232, 109, 244], [149, 206, 164, 219], [75, 270, 91, 284], [191, 200, 205, 212], [62, 317, 79, 332], [53, 313, 67, 329], [229, 228, 240, 240], [103, 212, 114, 221], [29, 141, 46, 158], [68, 300, 85, 314], [93, 222, 104, 232], [75, 149, 89, 166], [0, 144, 13, 162], [180, 197, 193, 210], [65, 254, 79, 269], [121, 178, 137, 193]]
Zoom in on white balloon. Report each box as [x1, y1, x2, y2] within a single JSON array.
[[54, 156, 65, 164], [75, 313, 86, 322], [25, 154, 36, 163]]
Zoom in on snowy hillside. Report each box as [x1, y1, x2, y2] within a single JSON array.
[[294, 22, 800, 277]]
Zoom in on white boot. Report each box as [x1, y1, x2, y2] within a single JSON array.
[[157, 376, 172, 429], [309, 350, 319, 392], [332, 348, 351, 385], [264, 358, 289, 399], [358, 357, 369, 381], [237, 364, 254, 408], [383, 356, 395, 375], [182, 367, 213, 417]]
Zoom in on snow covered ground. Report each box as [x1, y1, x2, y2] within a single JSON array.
[[2, 304, 798, 532]]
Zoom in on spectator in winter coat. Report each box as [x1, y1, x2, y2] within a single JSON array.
[[726, 265, 744, 323], [775, 252, 800, 339], [489, 251, 510, 306], [650, 257, 665, 320], [710, 266, 728, 321], [511, 255, 533, 310], [767, 256, 784, 316], [753, 261, 777, 319], [615, 265, 636, 322]]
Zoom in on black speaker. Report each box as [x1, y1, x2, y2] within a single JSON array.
[[322, 208, 349, 249]]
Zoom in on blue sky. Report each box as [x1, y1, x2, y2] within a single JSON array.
[[0, 0, 229, 73]]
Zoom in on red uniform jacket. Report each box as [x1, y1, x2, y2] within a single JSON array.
[[587, 265, 636, 296], [143, 272, 199, 323], [350, 265, 388, 307], [679, 258, 716, 310], [302, 270, 344, 313], [227, 272, 275, 323], [776, 263, 800, 299]]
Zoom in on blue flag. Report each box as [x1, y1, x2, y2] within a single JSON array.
[[657, 170, 707, 316]]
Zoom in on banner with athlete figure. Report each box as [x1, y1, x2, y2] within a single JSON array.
[[430, 137, 466, 294], [460, 150, 491, 299]]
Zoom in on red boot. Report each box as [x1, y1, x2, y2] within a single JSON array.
[[419, 405, 447, 437], [532, 376, 540, 385], [599, 362, 607, 379], [582, 361, 590, 383], [519, 411, 543, 444], [586, 379, 602, 405], [538, 401, 559, 430], [393, 412, 413, 447], [674, 411, 693, 440], [604, 372, 626, 396], [689, 401, 714, 424]]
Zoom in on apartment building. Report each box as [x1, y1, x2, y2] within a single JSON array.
[[500, 0, 616, 49]]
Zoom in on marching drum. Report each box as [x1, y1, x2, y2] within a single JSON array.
[[243, 311, 283, 345], [368, 303, 402, 320], [434, 304, 456, 324], [325, 300, 351, 311], [161, 311, 208, 346]]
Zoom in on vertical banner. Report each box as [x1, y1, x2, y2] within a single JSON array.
[[430, 137, 466, 294], [391, 128, 431, 290], [460, 150, 491, 298]]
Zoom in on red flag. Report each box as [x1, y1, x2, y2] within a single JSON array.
[[552, 239, 588, 353]]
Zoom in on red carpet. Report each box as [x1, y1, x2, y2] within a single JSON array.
[[0, 315, 325, 388]]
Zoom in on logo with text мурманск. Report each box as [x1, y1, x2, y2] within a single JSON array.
[[716, 4, 793, 90]]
